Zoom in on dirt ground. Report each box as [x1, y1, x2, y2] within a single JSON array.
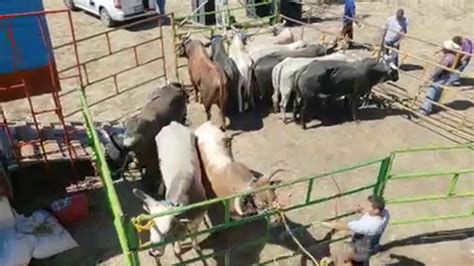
[[4, 0, 474, 265]]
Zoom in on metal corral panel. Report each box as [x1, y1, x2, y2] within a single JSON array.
[[0, 0, 60, 102]]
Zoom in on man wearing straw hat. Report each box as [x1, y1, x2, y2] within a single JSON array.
[[419, 39, 461, 116], [450, 36, 472, 86]]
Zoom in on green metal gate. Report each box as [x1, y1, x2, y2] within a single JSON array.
[[80, 88, 473, 265]]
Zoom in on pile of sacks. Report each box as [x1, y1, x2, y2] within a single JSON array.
[[0, 197, 78, 265]]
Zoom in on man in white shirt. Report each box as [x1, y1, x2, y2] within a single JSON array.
[[383, 9, 408, 66], [322, 195, 390, 265]]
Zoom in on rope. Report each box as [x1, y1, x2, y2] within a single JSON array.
[[277, 211, 332, 266], [132, 217, 155, 232]]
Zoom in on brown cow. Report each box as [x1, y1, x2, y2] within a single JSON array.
[[195, 121, 283, 217], [176, 33, 229, 128]]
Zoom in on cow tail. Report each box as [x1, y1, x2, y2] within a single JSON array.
[[218, 71, 227, 122]]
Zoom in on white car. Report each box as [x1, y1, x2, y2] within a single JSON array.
[[64, 0, 157, 27]]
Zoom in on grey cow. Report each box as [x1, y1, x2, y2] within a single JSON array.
[[121, 82, 188, 198]]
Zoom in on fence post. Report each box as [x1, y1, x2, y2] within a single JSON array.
[[171, 13, 180, 82], [374, 154, 394, 197]]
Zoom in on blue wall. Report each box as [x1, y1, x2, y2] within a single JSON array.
[[0, 0, 53, 73]]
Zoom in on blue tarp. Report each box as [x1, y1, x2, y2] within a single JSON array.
[[0, 0, 52, 73]]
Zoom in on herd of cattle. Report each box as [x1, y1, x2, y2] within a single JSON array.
[[102, 23, 400, 259]]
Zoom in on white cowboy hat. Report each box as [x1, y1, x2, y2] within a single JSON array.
[[443, 40, 461, 51]]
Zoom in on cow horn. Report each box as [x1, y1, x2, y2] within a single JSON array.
[[185, 30, 191, 39], [230, 24, 238, 32], [234, 196, 245, 216], [281, 19, 287, 26], [267, 168, 289, 180]]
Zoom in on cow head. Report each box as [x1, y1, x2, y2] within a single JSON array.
[[176, 31, 192, 57], [233, 169, 289, 218], [230, 25, 251, 45], [133, 189, 185, 257], [380, 54, 399, 82], [269, 20, 287, 36], [122, 118, 148, 149]]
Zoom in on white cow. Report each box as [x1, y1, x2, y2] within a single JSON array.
[[248, 39, 307, 62], [229, 31, 254, 113], [272, 53, 351, 122], [132, 122, 206, 258]]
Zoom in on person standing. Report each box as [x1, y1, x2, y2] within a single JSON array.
[[383, 9, 408, 66], [450, 36, 473, 85], [155, 0, 166, 15], [322, 195, 390, 265], [339, 0, 357, 48], [419, 40, 460, 115]]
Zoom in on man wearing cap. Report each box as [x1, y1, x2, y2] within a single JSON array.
[[450, 36, 473, 85], [322, 195, 390, 265], [383, 9, 408, 66], [420, 40, 460, 115]]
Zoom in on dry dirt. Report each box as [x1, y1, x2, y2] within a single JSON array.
[[4, 1, 474, 266]]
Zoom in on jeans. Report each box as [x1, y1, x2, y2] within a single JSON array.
[[420, 75, 451, 114], [155, 0, 165, 15], [384, 41, 400, 66], [448, 59, 470, 84]]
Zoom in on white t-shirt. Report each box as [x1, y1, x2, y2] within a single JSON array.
[[347, 210, 390, 261]]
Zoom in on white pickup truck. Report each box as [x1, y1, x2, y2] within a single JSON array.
[[64, 0, 157, 27]]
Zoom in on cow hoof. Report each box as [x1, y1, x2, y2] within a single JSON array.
[[301, 124, 307, 130]]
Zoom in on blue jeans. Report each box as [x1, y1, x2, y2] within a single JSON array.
[[420, 75, 451, 114], [384, 41, 400, 66], [155, 0, 165, 15], [448, 59, 470, 84]]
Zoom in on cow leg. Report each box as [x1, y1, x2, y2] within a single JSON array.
[[173, 241, 182, 257], [191, 80, 200, 103], [293, 95, 301, 124], [350, 95, 361, 122], [300, 99, 309, 130], [238, 80, 244, 113]]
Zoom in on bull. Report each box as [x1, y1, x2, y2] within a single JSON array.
[[208, 34, 241, 116], [253, 43, 335, 104], [195, 121, 283, 217], [106, 82, 187, 199], [176, 33, 228, 127], [293, 55, 399, 129], [132, 122, 206, 258], [272, 52, 350, 123], [229, 29, 255, 113]]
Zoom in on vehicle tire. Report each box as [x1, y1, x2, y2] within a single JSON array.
[[100, 7, 116, 27], [64, 0, 79, 11]]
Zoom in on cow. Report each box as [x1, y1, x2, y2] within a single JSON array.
[[269, 20, 295, 45], [228, 30, 254, 113], [176, 33, 229, 127], [272, 52, 350, 123], [248, 39, 307, 63], [195, 121, 282, 217], [108, 82, 187, 199], [293, 55, 399, 129], [209, 35, 241, 116], [132, 122, 207, 258], [253, 43, 335, 104]]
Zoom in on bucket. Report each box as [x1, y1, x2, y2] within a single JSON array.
[[51, 193, 89, 225]]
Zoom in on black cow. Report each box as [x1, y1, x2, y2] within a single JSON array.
[[109, 82, 188, 198], [293, 56, 399, 129], [209, 35, 241, 115], [253, 43, 334, 104]]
